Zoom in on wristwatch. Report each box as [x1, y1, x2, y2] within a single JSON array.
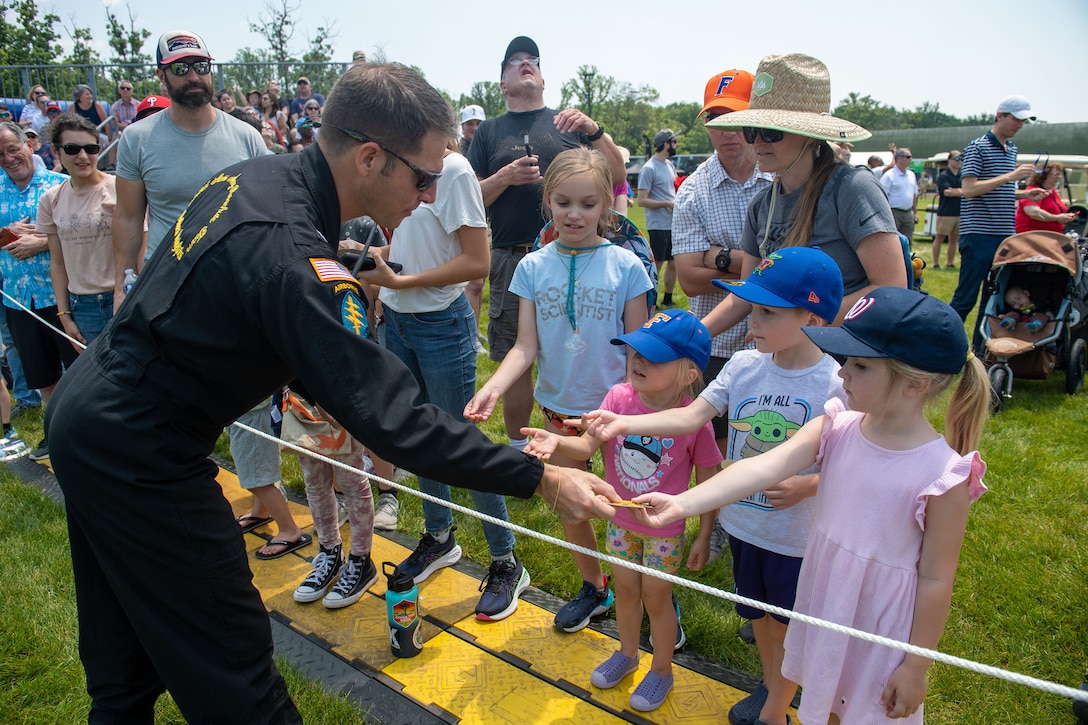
[[715, 247, 731, 273], [585, 124, 605, 142]]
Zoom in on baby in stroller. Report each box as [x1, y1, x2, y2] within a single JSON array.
[[999, 285, 1055, 333]]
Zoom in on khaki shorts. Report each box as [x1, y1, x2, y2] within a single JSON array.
[[935, 215, 960, 236]]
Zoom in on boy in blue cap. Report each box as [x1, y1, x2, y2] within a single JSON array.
[[578, 246, 847, 725]]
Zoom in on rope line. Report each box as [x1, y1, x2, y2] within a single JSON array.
[[0, 288, 87, 350], [232, 418, 1088, 704]]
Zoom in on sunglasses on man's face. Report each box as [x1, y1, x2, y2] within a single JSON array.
[[165, 60, 211, 77], [0, 112, 10, 118], [47, 109, 61, 115], [319, 123, 442, 191], [60, 143, 101, 156], [742, 127, 785, 144]]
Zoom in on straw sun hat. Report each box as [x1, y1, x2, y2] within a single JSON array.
[[706, 53, 870, 142]]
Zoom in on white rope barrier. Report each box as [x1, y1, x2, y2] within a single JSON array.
[[0, 288, 87, 351], [4, 284, 1082, 703], [233, 418, 1088, 705]]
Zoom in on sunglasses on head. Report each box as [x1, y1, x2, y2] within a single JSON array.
[[742, 127, 785, 144], [60, 143, 101, 156], [319, 123, 442, 191], [165, 60, 211, 77]]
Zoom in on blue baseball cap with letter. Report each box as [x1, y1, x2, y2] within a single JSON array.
[[713, 246, 843, 323], [802, 287, 969, 374], [612, 309, 711, 370]]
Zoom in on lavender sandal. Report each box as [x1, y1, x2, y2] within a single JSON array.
[[590, 651, 639, 689], [630, 671, 674, 712]]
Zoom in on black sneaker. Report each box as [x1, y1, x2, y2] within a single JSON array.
[[28, 438, 48, 461], [323, 553, 377, 609], [293, 543, 343, 603], [475, 555, 530, 621], [554, 577, 614, 633], [397, 527, 462, 584], [649, 592, 686, 652]]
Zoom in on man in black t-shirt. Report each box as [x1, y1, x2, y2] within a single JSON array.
[[467, 36, 626, 634], [933, 151, 963, 269], [466, 35, 624, 444]]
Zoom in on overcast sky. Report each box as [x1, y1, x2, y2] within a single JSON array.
[[39, 0, 1088, 124]]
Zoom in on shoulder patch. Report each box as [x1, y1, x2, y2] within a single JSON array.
[[310, 257, 357, 284], [340, 289, 369, 337]]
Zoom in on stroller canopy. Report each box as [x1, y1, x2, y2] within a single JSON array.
[[992, 230, 1081, 277]]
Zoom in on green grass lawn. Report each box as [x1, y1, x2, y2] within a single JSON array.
[[2, 205, 1086, 723]]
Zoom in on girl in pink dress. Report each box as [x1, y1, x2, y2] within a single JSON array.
[[635, 287, 990, 724]]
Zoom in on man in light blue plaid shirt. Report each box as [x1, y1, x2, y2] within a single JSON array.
[[672, 70, 773, 444]]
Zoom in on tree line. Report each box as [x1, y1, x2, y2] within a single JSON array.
[[1, 1, 1006, 157]]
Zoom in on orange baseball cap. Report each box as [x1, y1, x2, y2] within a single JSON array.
[[699, 70, 755, 118]]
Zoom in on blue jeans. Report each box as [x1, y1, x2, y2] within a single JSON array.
[[0, 303, 40, 406], [70, 291, 114, 346], [949, 233, 1004, 353], [382, 294, 515, 558]]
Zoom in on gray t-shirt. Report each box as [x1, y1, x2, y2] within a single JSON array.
[[700, 349, 845, 556], [637, 155, 676, 231], [116, 110, 269, 258], [740, 164, 895, 295]]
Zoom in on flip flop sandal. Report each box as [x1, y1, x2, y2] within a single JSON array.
[[255, 534, 313, 560], [237, 514, 274, 534]]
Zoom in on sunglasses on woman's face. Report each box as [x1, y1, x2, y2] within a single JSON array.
[[60, 143, 101, 156], [742, 127, 786, 144]]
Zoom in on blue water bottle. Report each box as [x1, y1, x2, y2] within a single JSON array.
[[383, 562, 422, 658]]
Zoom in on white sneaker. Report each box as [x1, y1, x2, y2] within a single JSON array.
[[393, 467, 413, 483], [373, 492, 399, 531], [473, 337, 488, 355]]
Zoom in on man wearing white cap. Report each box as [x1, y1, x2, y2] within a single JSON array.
[[460, 104, 485, 155], [112, 29, 267, 307], [949, 94, 1046, 353]]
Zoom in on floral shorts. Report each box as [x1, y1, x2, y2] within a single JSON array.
[[540, 404, 586, 437], [606, 521, 685, 574]]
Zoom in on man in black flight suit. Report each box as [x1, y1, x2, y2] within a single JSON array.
[[46, 62, 617, 725]]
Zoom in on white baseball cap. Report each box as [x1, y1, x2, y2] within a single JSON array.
[[461, 105, 485, 124], [996, 95, 1035, 121]]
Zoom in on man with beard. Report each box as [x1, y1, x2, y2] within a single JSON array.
[[112, 30, 266, 309], [638, 128, 679, 307]]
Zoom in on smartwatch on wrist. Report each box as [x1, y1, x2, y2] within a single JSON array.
[[715, 247, 731, 273], [585, 124, 605, 142]]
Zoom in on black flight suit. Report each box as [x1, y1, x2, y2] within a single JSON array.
[[46, 144, 544, 724]]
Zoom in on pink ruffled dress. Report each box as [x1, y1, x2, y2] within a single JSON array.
[[782, 399, 986, 724]]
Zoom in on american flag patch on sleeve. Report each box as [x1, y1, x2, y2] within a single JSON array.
[[309, 258, 357, 283]]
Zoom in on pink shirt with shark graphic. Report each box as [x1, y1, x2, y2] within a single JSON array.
[[599, 382, 722, 538]]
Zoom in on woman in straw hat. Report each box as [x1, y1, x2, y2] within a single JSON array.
[[702, 53, 906, 341], [697, 53, 906, 725]]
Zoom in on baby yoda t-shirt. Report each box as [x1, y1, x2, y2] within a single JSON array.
[[700, 349, 845, 557]]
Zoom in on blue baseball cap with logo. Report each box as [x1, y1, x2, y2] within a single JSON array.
[[612, 309, 711, 370], [713, 246, 843, 323], [802, 287, 968, 374]]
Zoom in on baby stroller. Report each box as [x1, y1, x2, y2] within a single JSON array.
[[977, 230, 1088, 411]]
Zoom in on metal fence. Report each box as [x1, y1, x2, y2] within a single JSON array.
[[0, 61, 349, 109]]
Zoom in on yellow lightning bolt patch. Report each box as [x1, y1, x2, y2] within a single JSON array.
[[340, 290, 368, 337]]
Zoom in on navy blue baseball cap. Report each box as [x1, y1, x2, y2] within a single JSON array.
[[713, 246, 843, 323], [802, 287, 969, 374], [612, 309, 711, 370]]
